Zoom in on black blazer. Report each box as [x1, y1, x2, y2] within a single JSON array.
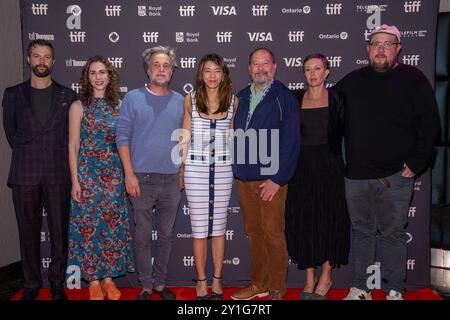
[[2, 80, 77, 186], [292, 88, 345, 155]]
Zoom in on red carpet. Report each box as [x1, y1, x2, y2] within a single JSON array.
[[11, 287, 443, 300]]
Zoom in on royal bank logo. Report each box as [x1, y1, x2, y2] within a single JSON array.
[[414, 180, 422, 191], [176, 32, 185, 43], [28, 32, 54, 41], [179, 5, 195, 16], [247, 32, 273, 42], [283, 57, 302, 67], [225, 230, 234, 241], [327, 56, 342, 67], [216, 32, 232, 43], [408, 206, 417, 218], [223, 57, 237, 68], [402, 54, 420, 66], [71, 83, 81, 93], [228, 206, 240, 214], [31, 3, 48, 15], [288, 31, 305, 42], [40, 231, 50, 242], [175, 32, 199, 43], [211, 5, 237, 15], [183, 256, 195, 267], [325, 3, 343, 15], [282, 6, 311, 14], [252, 5, 269, 16], [66, 5, 82, 30], [65, 58, 86, 67], [138, 5, 162, 16], [143, 31, 159, 43], [105, 5, 121, 16], [109, 32, 120, 43], [288, 83, 306, 90], [180, 57, 197, 69], [404, 1, 421, 13], [69, 31, 86, 43], [108, 57, 123, 68]]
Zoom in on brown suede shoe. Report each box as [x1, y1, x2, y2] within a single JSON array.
[[231, 284, 270, 300], [269, 290, 286, 300]]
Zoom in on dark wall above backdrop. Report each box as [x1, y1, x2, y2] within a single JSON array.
[[19, 0, 439, 289]]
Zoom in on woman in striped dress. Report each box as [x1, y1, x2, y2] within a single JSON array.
[[180, 53, 238, 300]]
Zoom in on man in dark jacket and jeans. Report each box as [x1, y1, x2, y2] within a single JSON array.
[[231, 48, 300, 300]]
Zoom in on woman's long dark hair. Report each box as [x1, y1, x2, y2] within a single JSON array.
[[194, 53, 232, 114]]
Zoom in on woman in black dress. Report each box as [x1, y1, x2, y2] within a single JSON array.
[[285, 53, 349, 300]]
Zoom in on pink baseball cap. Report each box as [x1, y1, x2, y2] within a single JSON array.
[[369, 24, 401, 43]]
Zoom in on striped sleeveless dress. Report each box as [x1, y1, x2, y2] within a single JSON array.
[[184, 92, 234, 239]]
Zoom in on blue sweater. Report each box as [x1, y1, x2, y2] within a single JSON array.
[[232, 80, 300, 186], [116, 86, 184, 174]]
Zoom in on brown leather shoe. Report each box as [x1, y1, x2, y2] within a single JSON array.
[[269, 290, 286, 300], [231, 284, 270, 300]]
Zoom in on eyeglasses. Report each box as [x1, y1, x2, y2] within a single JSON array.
[[368, 41, 399, 50], [150, 62, 172, 71]]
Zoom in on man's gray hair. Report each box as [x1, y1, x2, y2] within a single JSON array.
[[142, 45, 178, 71]]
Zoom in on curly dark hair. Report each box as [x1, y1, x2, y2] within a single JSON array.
[[79, 55, 121, 108], [194, 53, 233, 114]]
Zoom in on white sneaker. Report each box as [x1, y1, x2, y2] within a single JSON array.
[[386, 290, 404, 300], [343, 287, 372, 300]]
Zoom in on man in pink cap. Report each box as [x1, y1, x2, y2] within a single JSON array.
[[336, 24, 440, 300]]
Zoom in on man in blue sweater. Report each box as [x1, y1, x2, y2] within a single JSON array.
[[116, 45, 184, 300], [231, 48, 300, 300]]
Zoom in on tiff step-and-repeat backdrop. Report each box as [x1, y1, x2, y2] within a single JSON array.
[[20, 0, 438, 289]]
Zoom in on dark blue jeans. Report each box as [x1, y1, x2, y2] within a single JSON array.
[[345, 170, 414, 293], [130, 173, 180, 289]]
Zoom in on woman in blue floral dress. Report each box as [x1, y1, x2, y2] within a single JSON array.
[[68, 56, 134, 300]]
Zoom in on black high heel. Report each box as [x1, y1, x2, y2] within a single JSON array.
[[195, 278, 209, 300], [210, 275, 223, 300]]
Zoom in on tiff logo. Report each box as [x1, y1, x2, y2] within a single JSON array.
[[180, 57, 197, 68], [108, 57, 123, 68], [408, 206, 417, 218], [105, 5, 121, 16], [252, 5, 269, 16], [183, 256, 195, 267], [407, 259, 416, 270], [404, 1, 421, 13], [143, 32, 159, 43], [69, 31, 86, 42], [182, 204, 190, 215], [71, 83, 81, 93], [288, 31, 305, 42], [288, 83, 306, 90], [325, 3, 343, 15], [247, 32, 273, 42], [179, 5, 195, 16], [327, 56, 342, 67], [42, 257, 51, 269], [31, 3, 48, 15], [216, 32, 232, 43], [152, 230, 158, 241], [402, 55, 420, 66], [211, 5, 237, 15], [283, 57, 303, 67], [225, 230, 234, 241]]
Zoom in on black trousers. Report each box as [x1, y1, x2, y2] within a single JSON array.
[[12, 183, 70, 289]]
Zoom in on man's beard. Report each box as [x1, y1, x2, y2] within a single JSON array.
[[32, 64, 52, 77], [369, 55, 396, 73]]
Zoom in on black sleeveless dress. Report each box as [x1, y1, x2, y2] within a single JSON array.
[[285, 94, 350, 269]]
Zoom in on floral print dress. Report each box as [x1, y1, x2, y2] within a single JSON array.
[[68, 98, 134, 282]]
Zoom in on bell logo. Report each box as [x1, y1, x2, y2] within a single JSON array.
[[216, 32, 232, 43], [31, 3, 48, 15], [71, 83, 81, 93], [211, 6, 237, 15], [109, 32, 120, 43], [288, 31, 304, 42], [325, 3, 343, 15], [66, 5, 82, 30], [252, 5, 269, 16], [406, 232, 413, 243], [327, 56, 342, 67], [247, 32, 273, 42], [283, 57, 303, 67], [183, 256, 195, 267], [225, 230, 234, 240], [407, 259, 416, 270], [288, 83, 305, 90], [404, 1, 421, 13], [105, 5, 121, 16], [180, 57, 197, 69], [402, 55, 420, 66], [179, 5, 195, 16], [108, 57, 123, 68], [69, 31, 86, 43], [143, 32, 159, 43], [183, 83, 194, 94]]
